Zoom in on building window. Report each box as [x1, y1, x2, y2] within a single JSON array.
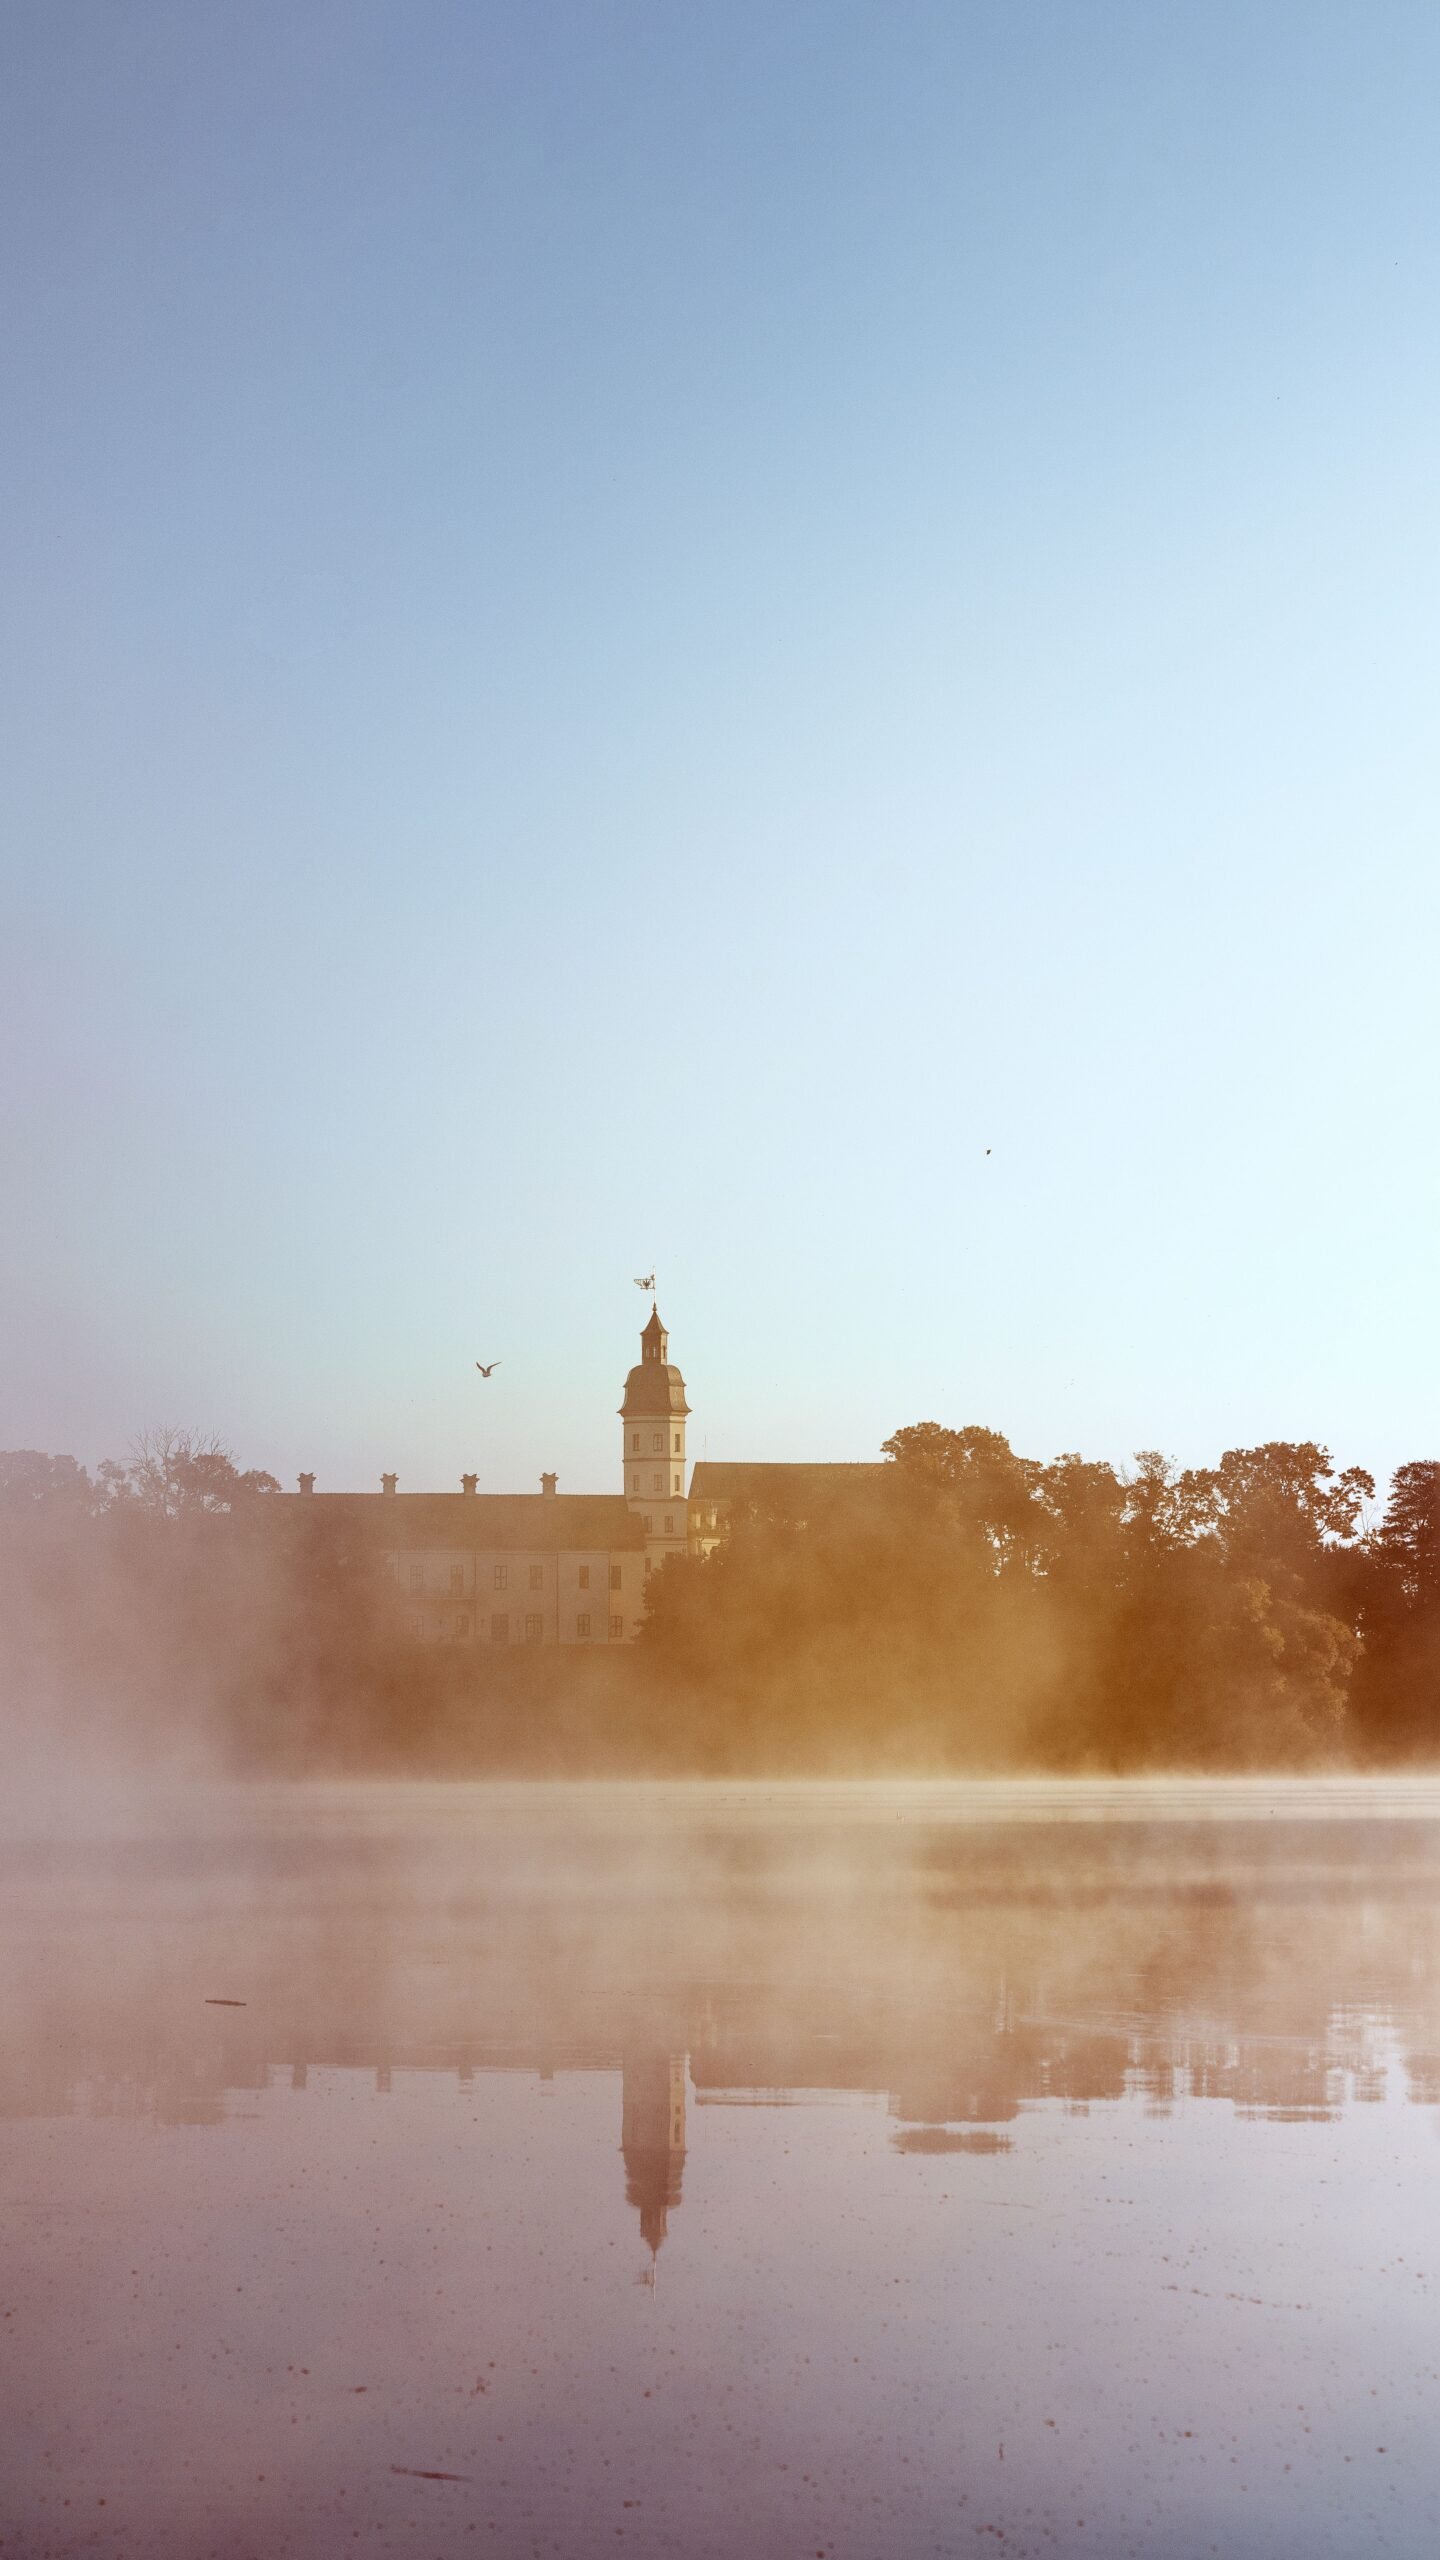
[[673, 1473, 681, 1492], [578, 1564, 590, 1589], [630, 1473, 639, 1492], [528, 1562, 543, 1590], [664, 1514, 673, 1534], [609, 1613, 623, 1640], [576, 1612, 591, 1639], [525, 1613, 542, 1644], [644, 1515, 653, 1533], [631, 1431, 640, 1452], [409, 1562, 424, 1593], [652, 1431, 663, 1452], [449, 1565, 465, 1595], [652, 1472, 663, 1492], [673, 1433, 681, 1454], [456, 1614, 470, 1638], [491, 1613, 509, 1643], [609, 1564, 622, 1591], [493, 1563, 508, 1590]]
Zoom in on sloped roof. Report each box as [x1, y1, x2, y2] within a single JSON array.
[[687, 1463, 889, 1513], [280, 1493, 647, 1552]]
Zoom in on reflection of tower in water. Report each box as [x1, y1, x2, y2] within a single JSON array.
[[621, 2052, 687, 2254]]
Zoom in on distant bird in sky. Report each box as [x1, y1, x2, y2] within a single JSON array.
[[634, 1272, 656, 1291], [985, 1148, 992, 1156], [475, 1360, 501, 1377]]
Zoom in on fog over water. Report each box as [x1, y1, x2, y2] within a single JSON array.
[[5, 1779, 1440, 2557]]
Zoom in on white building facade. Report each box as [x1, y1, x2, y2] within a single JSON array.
[[288, 1304, 694, 1644]]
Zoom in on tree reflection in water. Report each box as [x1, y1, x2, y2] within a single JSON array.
[[5, 1790, 1440, 2239], [7, 1785, 1440, 2560]]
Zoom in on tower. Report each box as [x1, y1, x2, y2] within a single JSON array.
[[619, 1303, 690, 1570], [621, 2050, 688, 2257]]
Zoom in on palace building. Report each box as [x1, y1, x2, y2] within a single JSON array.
[[288, 1301, 882, 1646], [286, 1303, 689, 1647]]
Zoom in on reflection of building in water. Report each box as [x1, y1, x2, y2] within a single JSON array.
[[621, 2052, 687, 2254], [1, 1998, 1421, 2152], [11, 1846, 1440, 2187]]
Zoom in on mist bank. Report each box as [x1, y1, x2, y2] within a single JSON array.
[[1, 1427, 1437, 1776]]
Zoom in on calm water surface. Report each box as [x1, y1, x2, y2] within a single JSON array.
[[4, 1778, 1440, 2558]]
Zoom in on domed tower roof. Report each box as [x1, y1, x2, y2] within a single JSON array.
[[619, 1304, 691, 1420]]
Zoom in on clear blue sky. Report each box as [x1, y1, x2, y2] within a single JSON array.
[[2, 0, 1437, 1501]]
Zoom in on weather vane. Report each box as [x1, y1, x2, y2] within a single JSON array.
[[633, 1271, 656, 1294]]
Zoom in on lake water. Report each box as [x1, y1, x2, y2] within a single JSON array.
[[4, 1778, 1440, 2557]]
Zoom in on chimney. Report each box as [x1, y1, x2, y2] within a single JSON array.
[[298, 1472, 315, 1496], [540, 1472, 557, 1497], [461, 1473, 478, 1496], [381, 1473, 397, 1496]]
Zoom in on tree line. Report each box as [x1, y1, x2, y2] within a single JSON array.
[[1, 1425, 1437, 1771], [636, 1428, 1440, 1769]]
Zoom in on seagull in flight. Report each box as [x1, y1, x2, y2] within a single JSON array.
[[475, 1360, 501, 1378], [633, 1272, 656, 1292]]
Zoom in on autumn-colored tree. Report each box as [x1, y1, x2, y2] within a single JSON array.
[[881, 1424, 1044, 1574], [96, 1427, 280, 1518], [6, 1423, 1436, 1776], [1350, 1460, 1440, 1760], [0, 1450, 96, 1513]]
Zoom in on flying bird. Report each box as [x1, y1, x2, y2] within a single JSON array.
[[475, 1360, 501, 1378], [633, 1272, 656, 1292]]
